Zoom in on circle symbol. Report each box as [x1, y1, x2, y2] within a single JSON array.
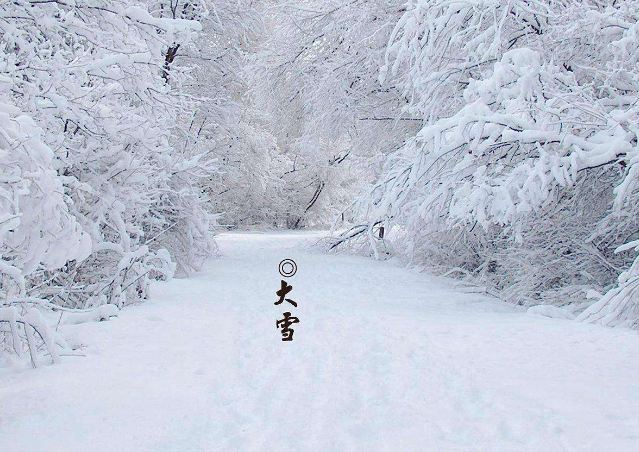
[[279, 259, 297, 277]]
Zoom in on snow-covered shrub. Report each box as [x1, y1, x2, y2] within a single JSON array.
[[0, 306, 66, 368]]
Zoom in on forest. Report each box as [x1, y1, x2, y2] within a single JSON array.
[[1, 2, 639, 450]]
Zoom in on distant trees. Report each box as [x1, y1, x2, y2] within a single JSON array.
[[237, 0, 417, 228], [186, 0, 293, 227]]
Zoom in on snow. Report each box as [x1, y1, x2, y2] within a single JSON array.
[[527, 305, 576, 320], [1, 231, 639, 451], [61, 304, 120, 326], [124, 6, 202, 40]]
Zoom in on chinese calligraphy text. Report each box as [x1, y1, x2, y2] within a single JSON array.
[[275, 259, 300, 341]]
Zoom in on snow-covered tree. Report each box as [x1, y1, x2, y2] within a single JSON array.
[[347, 0, 639, 327], [1, 0, 215, 365]]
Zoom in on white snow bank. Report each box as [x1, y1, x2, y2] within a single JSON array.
[[62, 304, 119, 325], [527, 304, 576, 320]]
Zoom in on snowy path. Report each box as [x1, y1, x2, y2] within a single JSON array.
[[1, 232, 638, 452]]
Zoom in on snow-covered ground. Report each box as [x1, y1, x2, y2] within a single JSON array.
[[1, 232, 638, 451]]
